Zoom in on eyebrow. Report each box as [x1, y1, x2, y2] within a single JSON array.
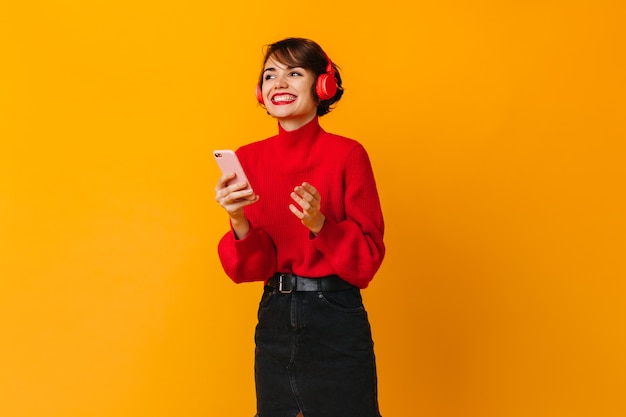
[[263, 65, 302, 73]]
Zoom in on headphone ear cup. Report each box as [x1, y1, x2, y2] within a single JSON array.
[[316, 74, 337, 100], [256, 84, 264, 104]]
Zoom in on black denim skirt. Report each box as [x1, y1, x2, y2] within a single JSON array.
[[254, 285, 382, 417]]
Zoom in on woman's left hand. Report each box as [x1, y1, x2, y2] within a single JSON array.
[[289, 182, 326, 235]]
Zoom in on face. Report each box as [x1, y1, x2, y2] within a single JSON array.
[[261, 55, 318, 131]]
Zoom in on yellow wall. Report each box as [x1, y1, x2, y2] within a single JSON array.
[[1, 1, 624, 416]]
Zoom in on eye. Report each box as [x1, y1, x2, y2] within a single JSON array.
[[264, 74, 275, 81], [289, 71, 303, 77]]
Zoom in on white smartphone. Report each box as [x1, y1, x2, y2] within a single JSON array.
[[213, 149, 253, 192]]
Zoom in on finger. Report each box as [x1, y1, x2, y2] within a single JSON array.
[[228, 188, 256, 203], [221, 195, 258, 214], [226, 180, 250, 193], [215, 181, 246, 201], [217, 186, 256, 208], [291, 191, 312, 211], [302, 191, 315, 204], [301, 182, 320, 200], [289, 204, 304, 219], [293, 186, 317, 205], [215, 172, 237, 191]]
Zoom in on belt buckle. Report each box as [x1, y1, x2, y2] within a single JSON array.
[[278, 274, 293, 294]]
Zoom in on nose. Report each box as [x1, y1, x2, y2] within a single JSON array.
[[274, 73, 288, 89]]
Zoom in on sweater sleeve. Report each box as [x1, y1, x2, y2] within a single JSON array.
[[217, 222, 277, 284], [311, 144, 385, 288]]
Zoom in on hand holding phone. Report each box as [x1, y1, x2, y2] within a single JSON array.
[[213, 149, 253, 193], [213, 149, 257, 239]]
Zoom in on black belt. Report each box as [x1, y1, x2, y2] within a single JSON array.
[[267, 273, 354, 293]]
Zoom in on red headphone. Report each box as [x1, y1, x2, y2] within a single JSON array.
[[256, 54, 337, 104]]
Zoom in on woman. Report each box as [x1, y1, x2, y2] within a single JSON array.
[[215, 37, 385, 417]]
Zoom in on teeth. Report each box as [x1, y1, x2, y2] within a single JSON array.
[[272, 95, 296, 102]]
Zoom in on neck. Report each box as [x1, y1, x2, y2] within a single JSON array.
[[277, 113, 317, 132]]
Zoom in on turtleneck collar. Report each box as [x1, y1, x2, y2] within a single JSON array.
[[276, 116, 322, 148]]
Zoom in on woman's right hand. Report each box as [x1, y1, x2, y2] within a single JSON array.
[[215, 173, 259, 239]]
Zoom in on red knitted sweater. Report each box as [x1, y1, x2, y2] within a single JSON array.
[[217, 117, 385, 289]]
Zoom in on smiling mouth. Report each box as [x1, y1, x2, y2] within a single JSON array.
[[272, 94, 296, 103]]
